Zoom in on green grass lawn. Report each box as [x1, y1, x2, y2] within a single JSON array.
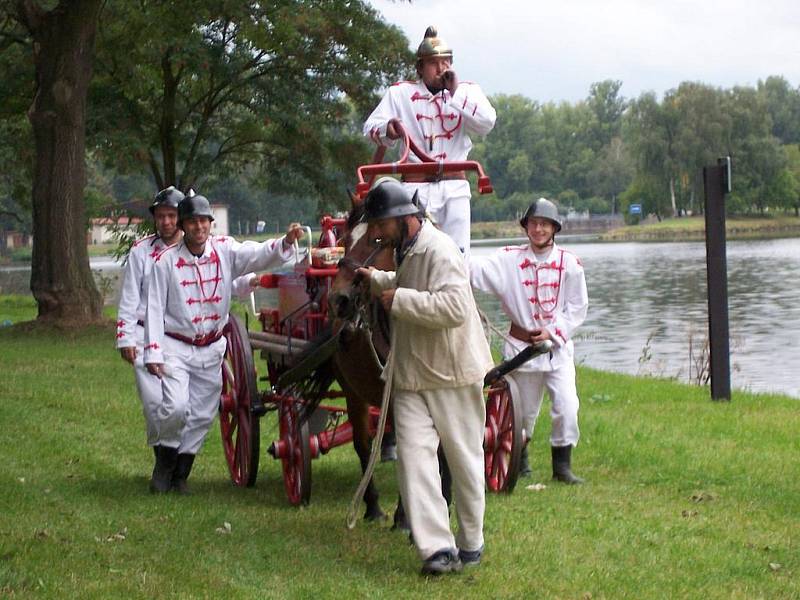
[[1, 310, 798, 598]]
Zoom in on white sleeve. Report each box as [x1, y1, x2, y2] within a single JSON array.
[[115, 249, 144, 348], [144, 259, 168, 365], [392, 251, 470, 330], [231, 273, 256, 300], [229, 237, 295, 279], [468, 251, 508, 297], [363, 88, 400, 147], [450, 83, 496, 137]]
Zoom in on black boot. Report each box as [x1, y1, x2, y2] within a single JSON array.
[[172, 453, 196, 495], [519, 444, 533, 478], [149, 445, 178, 494], [551, 445, 584, 484]]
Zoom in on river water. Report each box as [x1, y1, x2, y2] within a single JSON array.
[[2, 237, 798, 398]]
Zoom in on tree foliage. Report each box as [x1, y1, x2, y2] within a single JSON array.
[[478, 77, 800, 221], [88, 0, 412, 202]]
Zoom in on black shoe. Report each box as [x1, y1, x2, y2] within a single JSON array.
[[552, 445, 585, 485], [458, 545, 484, 567], [171, 453, 196, 495], [149, 446, 178, 494], [421, 549, 462, 576]]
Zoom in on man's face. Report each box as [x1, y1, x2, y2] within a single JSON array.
[[153, 206, 179, 241], [368, 217, 403, 247], [181, 216, 212, 247], [526, 217, 556, 250], [419, 56, 451, 90]]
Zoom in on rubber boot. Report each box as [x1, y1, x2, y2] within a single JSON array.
[[519, 444, 533, 478], [149, 445, 178, 494], [172, 453, 196, 495], [551, 445, 584, 484]]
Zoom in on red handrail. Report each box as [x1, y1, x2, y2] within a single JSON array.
[[356, 119, 492, 198]]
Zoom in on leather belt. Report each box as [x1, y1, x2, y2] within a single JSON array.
[[402, 171, 466, 184], [165, 330, 223, 347], [509, 323, 540, 343]]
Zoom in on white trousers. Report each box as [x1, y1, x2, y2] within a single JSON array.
[[156, 335, 227, 455], [507, 360, 581, 447], [404, 180, 471, 256], [393, 383, 486, 560], [131, 325, 164, 446]]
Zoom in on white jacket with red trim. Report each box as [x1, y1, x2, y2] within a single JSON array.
[[143, 235, 294, 364], [469, 243, 588, 372], [115, 234, 176, 349], [363, 79, 495, 161]]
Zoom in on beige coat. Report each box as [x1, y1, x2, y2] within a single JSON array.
[[370, 221, 493, 391]]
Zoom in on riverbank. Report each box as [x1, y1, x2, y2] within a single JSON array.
[[1, 317, 797, 598], [600, 214, 800, 242], [471, 214, 800, 241]]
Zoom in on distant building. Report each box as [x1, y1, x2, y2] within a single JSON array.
[[88, 216, 144, 245], [1, 230, 32, 250], [210, 204, 229, 236]]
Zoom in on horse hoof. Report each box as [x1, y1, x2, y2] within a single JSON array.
[[364, 509, 387, 522]]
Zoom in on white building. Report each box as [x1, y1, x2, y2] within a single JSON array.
[[88, 216, 144, 245], [210, 204, 229, 236]]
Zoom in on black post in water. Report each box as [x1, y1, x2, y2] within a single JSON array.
[[702, 157, 732, 401]]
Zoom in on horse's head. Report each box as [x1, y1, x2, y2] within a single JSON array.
[[328, 199, 395, 323]]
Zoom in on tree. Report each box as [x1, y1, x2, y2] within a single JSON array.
[[7, 0, 104, 323], [757, 76, 800, 145], [88, 1, 412, 200], [588, 136, 634, 214], [586, 79, 626, 150], [624, 91, 677, 217]]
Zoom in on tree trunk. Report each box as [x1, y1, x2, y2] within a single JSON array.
[[20, 0, 104, 324], [669, 177, 678, 217]]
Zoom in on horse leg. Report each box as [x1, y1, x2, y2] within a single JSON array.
[[348, 396, 386, 522], [438, 444, 453, 508]]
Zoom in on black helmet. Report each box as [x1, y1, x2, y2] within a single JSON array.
[[178, 194, 215, 223], [520, 197, 562, 232], [149, 186, 185, 215], [363, 178, 420, 221]]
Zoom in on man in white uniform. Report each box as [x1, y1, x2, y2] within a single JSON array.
[[363, 26, 496, 255], [144, 194, 304, 493], [357, 179, 493, 575], [116, 187, 184, 474], [470, 198, 588, 484]]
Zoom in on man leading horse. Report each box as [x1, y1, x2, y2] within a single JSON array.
[[357, 178, 493, 575]]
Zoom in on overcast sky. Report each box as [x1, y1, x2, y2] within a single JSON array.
[[368, 0, 800, 103]]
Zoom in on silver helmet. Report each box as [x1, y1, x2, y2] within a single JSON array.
[[519, 197, 562, 232]]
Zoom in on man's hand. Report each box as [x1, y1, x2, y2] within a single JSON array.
[[529, 329, 552, 344], [356, 266, 375, 282], [380, 289, 396, 312], [386, 121, 401, 140], [146, 363, 165, 379], [284, 222, 304, 246], [120, 347, 137, 364], [442, 69, 459, 95]]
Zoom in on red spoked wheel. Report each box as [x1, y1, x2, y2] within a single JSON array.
[[484, 376, 524, 493], [276, 400, 311, 506], [220, 313, 261, 487]]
